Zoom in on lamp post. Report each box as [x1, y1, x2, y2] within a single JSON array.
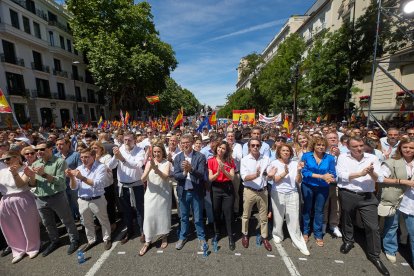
[[72, 60, 80, 122], [366, 0, 414, 127]]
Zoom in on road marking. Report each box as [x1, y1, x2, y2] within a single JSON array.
[[334, 260, 344, 264], [117, 252, 125, 255], [85, 230, 125, 276], [401, 263, 409, 266], [197, 252, 203, 255], [298, 257, 307, 261], [157, 250, 164, 254], [275, 243, 301, 276], [235, 253, 241, 256], [267, 254, 275, 258]]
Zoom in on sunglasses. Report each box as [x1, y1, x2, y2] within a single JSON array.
[[24, 152, 36, 156], [276, 138, 286, 142], [36, 148, 47, 152], [250, 144, 260, 148]]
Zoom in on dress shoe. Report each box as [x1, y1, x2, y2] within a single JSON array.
[[175, 239, 187, 250], [229, 237, 235, 251], [103, 241, 112, 251], [12, 253, 25, 264], [368, 257, 390, 276], [121, 233, 131, 245], [42, 242, 59, 257], [340, 242, 354, 254], [1, 246, 11, 257], [241, 234, 249, 248], [28, 251, 39, 259], [82, 242, 96, 252], [262, 238, 272, 251], [139, 234, 145, 243], [67, 241, 79, 255]]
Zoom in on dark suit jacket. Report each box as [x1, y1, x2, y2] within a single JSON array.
[[173, 150, 206, 199]]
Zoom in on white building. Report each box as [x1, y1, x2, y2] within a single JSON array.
[[0, 0, 107, 128]]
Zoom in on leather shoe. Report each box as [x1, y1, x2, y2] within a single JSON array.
[[103, 241, 112, 251], [262, 238, 272, 251], [241, 234, 249, 248], [229, 237, 235, 251], [368, 257, 390, 276], [1, 246, 11, 257], [67, 241, 79, 255], [121, 233, 130, 245], [340, 242, 354, 254], [42, 242, 59, 257]]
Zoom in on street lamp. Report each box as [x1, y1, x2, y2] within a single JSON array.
[[72, 60, 80, 122], [366, 0, 414, 127]]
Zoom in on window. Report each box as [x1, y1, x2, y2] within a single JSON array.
[[10, 9, 20, 29], [13, 103, 27, 124], [32, 51, 42, 70], [90, 108, 96, 121], [72, 65, 79, 80], [2, 40, 16, 64], [87, 89, 96, 103], [49, 31, 54, 46], [35, 78, 50, 97], [26, 0, 36, 14], [60, 35, 65, 50], [6, 72, 25, 96], [54, 58, 61, 71], [33, 22, 41, 39], [23, 16, 31, 34], [75, 86, 81, 101], [57, 82, 65, 100], [47, 11, 57, 22], [67, 39, 72, 52]]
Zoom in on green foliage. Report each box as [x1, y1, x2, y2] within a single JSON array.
[[66, 0, 178, 111], [239, 52, 264, 80], [217, 89, 254, 118]]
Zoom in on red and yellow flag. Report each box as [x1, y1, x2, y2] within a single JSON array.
[[209, 111, 217, 126], [0, 88, 12, 113], [173, 107, 183, 128], [146, 96, 160, 105], [124, 111, 130, 125], [283, 114, 290, 135], [232, 109, 255, 124]]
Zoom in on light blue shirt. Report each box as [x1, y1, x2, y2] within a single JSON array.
[[72, 161, 107, 198]]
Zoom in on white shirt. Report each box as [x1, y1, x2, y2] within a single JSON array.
[[240, 153, 270, 190], [268, 159, 298, 193], [99, 154, 114, 187], [0, 166, 30, 195], [72, 161, 107, 198], [183, 151, 194, 190], [231, 143, 242, 172], [380, 137, 399, 159], [382, 159, 414, 216], [107, 144, 145, 185], [337, 152, 383, 193]]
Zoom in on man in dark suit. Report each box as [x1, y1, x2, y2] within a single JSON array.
[[173, 134, 207, 250]]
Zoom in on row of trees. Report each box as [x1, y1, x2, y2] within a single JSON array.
[[66, 0, 201, 117], [218, 0, 413, 119]]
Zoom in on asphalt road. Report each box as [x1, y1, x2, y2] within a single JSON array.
[[0, 215, 412, 276]]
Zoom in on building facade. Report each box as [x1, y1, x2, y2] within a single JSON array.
[[0, 0, 107, 128]]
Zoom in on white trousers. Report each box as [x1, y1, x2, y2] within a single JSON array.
[[271, 190, 308, 252], [78, 196, 111, 243]]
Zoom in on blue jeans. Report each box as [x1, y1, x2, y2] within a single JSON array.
[[119, 185, 144, 235], [179, 190, 206, 241], [301, 183, 329, 239], [401, 212, 414, 267], [383, 211, 400, 256]]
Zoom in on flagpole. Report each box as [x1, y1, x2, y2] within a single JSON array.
[[11, 111, 22, 129]]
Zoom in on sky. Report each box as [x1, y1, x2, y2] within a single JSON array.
[[58, 0, 316, 107]]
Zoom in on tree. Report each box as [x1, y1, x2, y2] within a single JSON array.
[[239, 52, 264, 80], [217, 88, 254, 118], [66, 0, 177, 114], [256, 33, 306, 113]]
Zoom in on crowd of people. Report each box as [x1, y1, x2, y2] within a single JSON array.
[[0, 122, 413, 276]]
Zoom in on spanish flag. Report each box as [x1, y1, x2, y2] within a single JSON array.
[[283, 114, 290, 135], [97, 116, 103, 129], [0, 88, 12, 113], [209, 111, 217, 126], [173, 107, 183, 128], [232, 109, 255, 124], [146, 96, 160, 105], [124, 111, 130, 125]]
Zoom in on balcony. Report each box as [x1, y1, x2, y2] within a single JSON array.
[[0, 53, 25, 67], [31, 62, 50, 73], [10, 0, 48, 21], [53, 69, 69, 78], [66, 94, 76, 101], [48, 20, 70, 34], [31, 89, 51, 99], [8, 88, 30, 97], [88, 97, 97, 104], [52, 92, 66, 100], [71, 74, 84, 82]]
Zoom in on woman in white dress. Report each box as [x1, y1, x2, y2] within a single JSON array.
[[139, 140, 172, 256]]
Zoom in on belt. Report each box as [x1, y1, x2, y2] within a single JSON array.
[[245, 186, 266, 192], [80, 196, 101, 201], [339, 188, 370, 196]]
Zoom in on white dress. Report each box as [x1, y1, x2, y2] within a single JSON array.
[[143, 160, 172, 240]]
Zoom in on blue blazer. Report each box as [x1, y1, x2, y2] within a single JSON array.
[[173, 150, 206, 199]]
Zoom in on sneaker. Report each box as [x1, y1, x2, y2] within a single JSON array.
[[322, 224, 327, 234], [199, 240, 208, 251], [175, 239, 187, 250], [12, 253, 25, 264], [272, 235, 282, 244], [292, 242, 310, 256], [331, 226, 343, 238], [385, 253, 396, 263]]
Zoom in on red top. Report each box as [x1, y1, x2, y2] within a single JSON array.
[[207, 157, 236, 182]]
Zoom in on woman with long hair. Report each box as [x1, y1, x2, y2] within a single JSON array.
[[301, 137, 336, 247], [139, 140, 172, 256], [293, 132, 311, 161], [0, 151, 40, 264], [208, 141, 236, 250], [379, 137, 414, 266]]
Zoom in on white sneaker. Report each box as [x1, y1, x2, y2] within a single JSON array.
[[272, 235, 282, 244], [385, 253, 396, 263], [322, 223, 327, 234], [292, 242, 310, 256], [331, 226, 343, 238]]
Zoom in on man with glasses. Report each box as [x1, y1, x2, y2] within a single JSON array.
[[107, 132, 145, 244], [240, 138, 273, 251], [406, 128, 414, 138], [28, 141, 79, 257], [139, 127, 155, 149], [55, 137, 81, 221], [242, 126, 270, 157]]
